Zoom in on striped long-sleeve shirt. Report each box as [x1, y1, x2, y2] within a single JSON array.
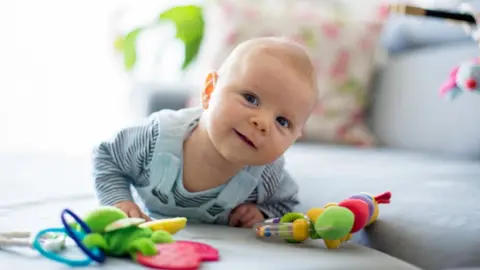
[[92, 108, 299, 220]]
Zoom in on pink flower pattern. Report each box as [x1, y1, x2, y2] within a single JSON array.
[[243, 7, 260, 20], [321, 23, 340, 39], [330, 49, 350, 82], [226, 30, 239, 46]]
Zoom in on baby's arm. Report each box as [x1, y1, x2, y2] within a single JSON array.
[[256, 158, 300, 219], [92, 116, 158, 206]]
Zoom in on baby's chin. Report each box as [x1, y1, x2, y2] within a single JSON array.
[[225, 149, 285, 167]]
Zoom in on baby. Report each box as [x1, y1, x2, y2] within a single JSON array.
[[92, 37, 318, 228]]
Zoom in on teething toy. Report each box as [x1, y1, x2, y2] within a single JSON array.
[[66, 207, 218, 269], [136, 241, 219, 270], [67, 206, 177, 260], [254, 191, 391, 249]]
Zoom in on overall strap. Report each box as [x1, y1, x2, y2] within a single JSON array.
[[150, 153, 182, 196], [214, 165, 265, 209], [148, 108, 201, 196]]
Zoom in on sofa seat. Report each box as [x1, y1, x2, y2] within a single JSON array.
[[0, 197, 419, 270], [0, 144, 479, 270], [286, 143, 480, 270]]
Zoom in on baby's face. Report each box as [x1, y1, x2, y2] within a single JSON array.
[[203, 48, 316, 166]]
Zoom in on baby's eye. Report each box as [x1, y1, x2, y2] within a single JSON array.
[[276, 117, 290, 128], [243, 93, 259, 105]]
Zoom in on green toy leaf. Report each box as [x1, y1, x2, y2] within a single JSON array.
[[128, 237, 158, 257], [314, 206, 354, 240], [158, 5, 205, 70], [151, 230, 175, 244]]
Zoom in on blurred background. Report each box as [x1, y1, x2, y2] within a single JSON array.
[[1, 0, 479, 158], [0, 0, 203, 156]]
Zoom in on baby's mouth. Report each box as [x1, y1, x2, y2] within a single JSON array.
[[234, 129, 256, 149]]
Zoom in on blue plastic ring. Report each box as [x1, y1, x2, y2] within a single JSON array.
[[61, 208, 106, 263], [32, 227, 93, 267]]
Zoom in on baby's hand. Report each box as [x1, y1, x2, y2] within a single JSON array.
[[114, 200, 151, 221], [229, 203, 265, 228]]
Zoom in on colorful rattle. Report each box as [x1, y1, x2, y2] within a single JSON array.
[[439, 57, 480, 100], [254, 191, 391, 249]]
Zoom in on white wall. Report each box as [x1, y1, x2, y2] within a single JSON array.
[[0, 0, 204, 156]]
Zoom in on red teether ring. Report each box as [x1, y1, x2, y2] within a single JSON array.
[[136, 243, 201, 270]]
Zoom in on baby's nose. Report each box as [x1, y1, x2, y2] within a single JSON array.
[[251, 116, 268, 133]]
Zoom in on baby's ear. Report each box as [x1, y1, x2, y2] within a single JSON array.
[[201, 72, 218, 109]]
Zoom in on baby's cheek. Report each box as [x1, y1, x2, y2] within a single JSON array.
[[267, 137, 291, 159], [221, 101, 243, 119]]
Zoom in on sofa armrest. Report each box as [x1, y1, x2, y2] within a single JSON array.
[[371, 40, 480, 159]]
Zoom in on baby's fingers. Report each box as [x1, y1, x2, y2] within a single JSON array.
[[127, 207, 142, 218], [229, 205, 248, 227], [140, 212, 152, 221]]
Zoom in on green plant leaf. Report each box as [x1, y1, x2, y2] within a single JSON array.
[[123, 27, 143, 71], [158, 5, 205, 70]]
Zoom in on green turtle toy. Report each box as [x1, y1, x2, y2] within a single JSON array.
[[69, 206, 175, 260]]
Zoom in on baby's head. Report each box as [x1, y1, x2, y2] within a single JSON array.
[[200, 37, 318, 166]]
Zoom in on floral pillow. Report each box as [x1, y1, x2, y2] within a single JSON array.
[[194, 0, 388, 146]]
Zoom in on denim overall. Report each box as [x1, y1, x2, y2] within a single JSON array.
[[134, 108, 265, 224]]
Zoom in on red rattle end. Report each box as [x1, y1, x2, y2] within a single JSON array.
[[338, 199, 369, 233], [374, 191, 392, 204], [466, 78, 477, 90]]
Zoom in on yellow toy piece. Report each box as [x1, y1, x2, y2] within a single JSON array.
[[345, 233, 352, 241], [324, 239, 342, 249], [306, 208, 324, 221], [139, 217, 187, 235], [292, 219, 310, 242], [323, 231, 352, 249]]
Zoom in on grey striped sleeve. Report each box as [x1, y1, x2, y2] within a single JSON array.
[[256, 158, 300, 218], [92, 116, 159, 206]]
